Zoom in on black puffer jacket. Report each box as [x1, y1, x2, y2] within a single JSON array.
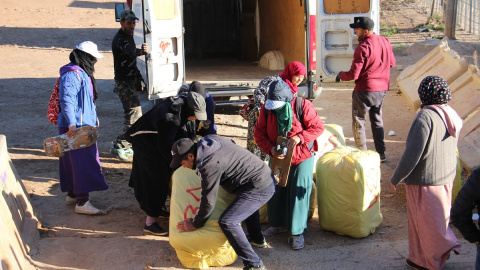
[[451, 168, 480, 243]]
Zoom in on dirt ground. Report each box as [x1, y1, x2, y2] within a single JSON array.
[[1, 0, 480, 269]]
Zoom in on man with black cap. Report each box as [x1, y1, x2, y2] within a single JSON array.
[[336, 16, 396, 163], [123, 91, 207, 236], [171, 134, 275, 270], [111, 9, 149, 162]]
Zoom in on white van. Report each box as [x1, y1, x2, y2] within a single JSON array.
[[115, 0, 379, 105]]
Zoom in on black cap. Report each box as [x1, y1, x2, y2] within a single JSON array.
[[120, 10, 138, 21], [170, 138, 195, 169], [349, 17, 374, 30]]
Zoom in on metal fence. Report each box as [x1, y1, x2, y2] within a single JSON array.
[[420, 0, 480, 39]]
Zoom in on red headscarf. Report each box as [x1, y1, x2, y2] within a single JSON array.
[[279, 61, 307, 94]]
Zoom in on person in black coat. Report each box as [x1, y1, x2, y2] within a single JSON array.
[[451, 168, 480, 270], [125, 91, 206, 236]]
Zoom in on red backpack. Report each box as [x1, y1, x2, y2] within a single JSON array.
[[47, 70, 80, 125]]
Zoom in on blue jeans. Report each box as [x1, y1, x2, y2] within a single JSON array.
[[218, 180, 275, 267], [476, 244, 480, 270]]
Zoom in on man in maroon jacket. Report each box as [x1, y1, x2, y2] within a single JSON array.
[[337, 17, 396, 162]]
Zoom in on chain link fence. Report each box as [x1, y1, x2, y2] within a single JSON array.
[[419, 0, 480, 39]]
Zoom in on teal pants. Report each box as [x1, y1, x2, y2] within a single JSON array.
[[267, 156, 313, 235]]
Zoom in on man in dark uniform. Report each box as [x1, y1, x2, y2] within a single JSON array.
[[172, 135, 275, 270], [125, 91, 207, 236], [111, 9, 148, 162]]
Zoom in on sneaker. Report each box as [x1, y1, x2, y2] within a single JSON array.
[[379, 152, 387, 163], [263, 226, 287, 236], [124, 148, 134, 157], [247, 236, 268, 248], [75, 201, 105, 215], [65, 195, 76, 205], [243, 264, 266, 270], [406, 259, 428, 270], [288, 234, 305, 250], [110, 146, 132, 162], [143, 223, 168, 236]]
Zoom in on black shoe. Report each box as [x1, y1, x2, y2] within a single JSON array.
[[243, 264, 266, 270], [406, 259, 428, 270], [379, 152, 387, 163], [143, 223, 168, 236]]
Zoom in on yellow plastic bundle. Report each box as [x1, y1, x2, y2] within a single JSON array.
[[314, 124, 346, 180], [169, 167, 238, 269], [316, 146, 382, 238]]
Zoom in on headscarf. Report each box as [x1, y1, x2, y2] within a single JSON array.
[[274, 103, 293, 136], [418, 75, 451, 107], [279, 61, 307, 95], [418, 76, 462, 137], [265, 80, 293, 136], [69, 49, 99, 101]]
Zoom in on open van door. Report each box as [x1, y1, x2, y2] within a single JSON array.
[[129, 0, 185, 100], [315, 0, 379, 87]]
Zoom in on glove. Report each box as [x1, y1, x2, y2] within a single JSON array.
[[335, 74, 341, 83]]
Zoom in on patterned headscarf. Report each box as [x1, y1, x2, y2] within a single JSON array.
[[418, 76, 451, 108], [279, 61, 307, 95]]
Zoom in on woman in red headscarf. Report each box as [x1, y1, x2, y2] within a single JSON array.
[[245, 61, 309, 160], [253, 62, 324, 250]]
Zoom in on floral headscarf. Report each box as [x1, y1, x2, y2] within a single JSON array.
[[279, 61, 307, 95], [418, 76, 462, 138], [418, 76, 451, 108]]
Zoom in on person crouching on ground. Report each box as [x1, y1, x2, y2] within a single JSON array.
[[172, 134, 275, 270], [124, 91, 207, 236]]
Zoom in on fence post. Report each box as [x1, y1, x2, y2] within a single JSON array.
[[445, 0, 457, 38]]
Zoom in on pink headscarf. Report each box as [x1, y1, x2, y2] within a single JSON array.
[[279, 61, 307, 94]]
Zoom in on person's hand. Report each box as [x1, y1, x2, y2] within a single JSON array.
[[141, 43, 148, 54], [286, 135, 300, 148], [335, 74, 341, 83], [390, 183, 397, 193], [177, 218, 197, 233], [66, 125, 77, 138], [271, 146, 284, 160], [96, 117, 100, 127]]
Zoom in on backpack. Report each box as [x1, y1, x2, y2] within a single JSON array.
[[47, 70, 80, 125]]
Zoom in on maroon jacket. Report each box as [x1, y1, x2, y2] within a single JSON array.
[[254, 97, 325, 166], [339, 33, 396, 92]]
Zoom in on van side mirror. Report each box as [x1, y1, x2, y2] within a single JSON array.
[[115, 3, 125, 22]]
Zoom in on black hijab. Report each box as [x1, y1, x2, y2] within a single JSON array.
[[69, 49, 99, 101]]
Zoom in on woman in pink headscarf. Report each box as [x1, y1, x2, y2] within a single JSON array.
[[245, 61, 308, 160]]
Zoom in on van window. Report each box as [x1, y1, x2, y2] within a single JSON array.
[[323, 0, 370, 14], [153, 0, 175, 20]]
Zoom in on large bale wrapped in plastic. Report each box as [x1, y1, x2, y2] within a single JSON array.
[[169, 167, 237, 269], [313, 124, 346, 180], [316, 146, 382, 238]]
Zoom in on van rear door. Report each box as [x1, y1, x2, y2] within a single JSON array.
[[131, 0, 185, 100], [315, 0, 379, 87]]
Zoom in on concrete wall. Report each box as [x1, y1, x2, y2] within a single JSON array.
[[258, 0, 306, 65], [0, 135, 39, 270], [397, 39, 480, 171]]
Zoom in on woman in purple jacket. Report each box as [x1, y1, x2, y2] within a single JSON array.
[[57, 41, 108, 215]]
